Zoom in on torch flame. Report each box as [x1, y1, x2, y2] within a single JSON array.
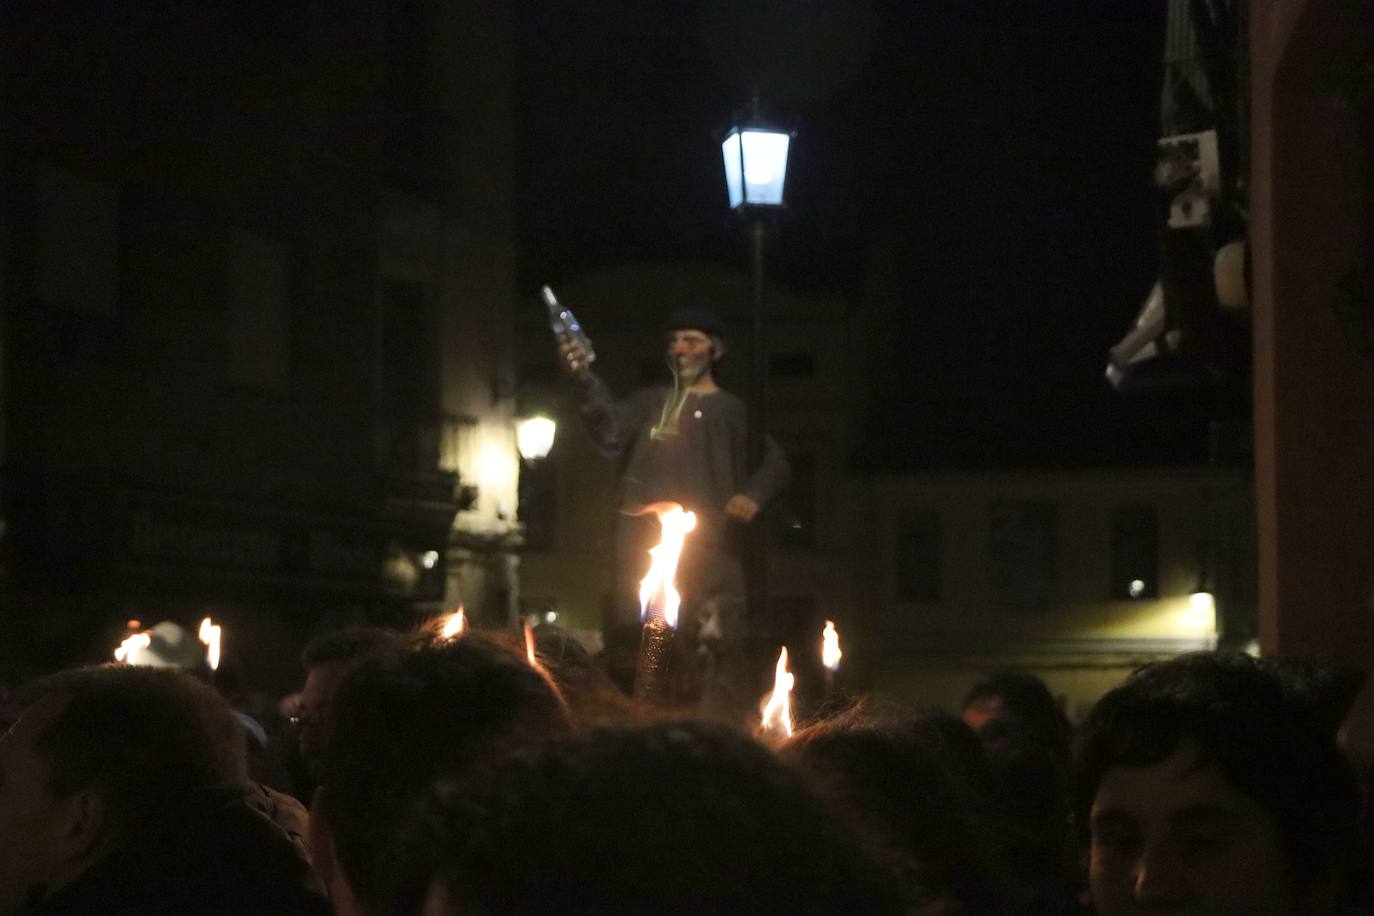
[[821, 620, 842, 671], [440, 606, 467, 639], [759, 647, 795, 742], [198, 617, 222, 671], [635, 502, 697, 629], [114, 632, 152, 665]]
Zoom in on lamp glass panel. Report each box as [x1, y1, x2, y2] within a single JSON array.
[[516, 416, 557, 460], [740, 129, 790, 205], [721, 131, 744, 209]]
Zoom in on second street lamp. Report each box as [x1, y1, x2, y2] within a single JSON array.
[[720, 118, 793, 468], [721, 110, 793, 644], [515, 415, 557, 462]]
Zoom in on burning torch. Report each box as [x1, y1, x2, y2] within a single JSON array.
[[758, 646, 795, 744], [438, 606, 467, 640], [632, 502, 697, 703], [821, 619, 842, 700], [199, 616, 222, 682]]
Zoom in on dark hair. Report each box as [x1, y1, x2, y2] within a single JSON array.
[[398, 720, 907, 915], [16, 665, 247, 833], [786, 707, 1011, 913], [909, 710, 996, 799], [964, 671, 1071, 755], [1075, 652, 1360, 888], [300, 625, 404, 669], [319, 631, 571, 910], [530, 623, 643, 727], [979, 714, 1077, 907]]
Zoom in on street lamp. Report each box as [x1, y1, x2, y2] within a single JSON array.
[[516, 415, 557, 462], [516, 415, 557, 555], [721, 108, 793, 643], [721, 126, 792, 209], [720, 116, 793, 467]]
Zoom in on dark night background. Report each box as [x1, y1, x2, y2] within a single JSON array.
[[515, 1, 1242, 472]]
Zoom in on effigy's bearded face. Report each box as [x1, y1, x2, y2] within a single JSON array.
[[667, 329, 715, 383]]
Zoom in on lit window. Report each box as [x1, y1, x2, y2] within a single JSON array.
[[896, 508, 941, 602]]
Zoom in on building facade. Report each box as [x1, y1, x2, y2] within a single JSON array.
[[842, 466, 1254, 719], [0, 1, 520, 691], [1249, 0, 1374, 662]]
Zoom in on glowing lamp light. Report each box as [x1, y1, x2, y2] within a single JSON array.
[[721, 126, 792, 209], [516, 416, 557, 461], [1185, 590, 1217, 632]]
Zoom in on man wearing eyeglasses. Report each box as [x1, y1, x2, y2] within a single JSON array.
[[288, 627, 402, 798]]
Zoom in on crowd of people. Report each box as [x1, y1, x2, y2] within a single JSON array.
[[2, 623, 1373, 915]]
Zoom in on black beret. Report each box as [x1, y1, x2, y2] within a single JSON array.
[[662, 307, 726, 338]]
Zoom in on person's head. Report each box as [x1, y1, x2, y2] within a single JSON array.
[[1077, 652, 1360, 914], [399, 720, 907, 915], [530, 623, 641, 727], [662, 307, 726, 385], [313, 631, 570, 915], [296, 626, 404, 776], [0, 665, 246, 910], [785, 707, 1010, 913], [908, 710, 995, 799], [962, 671, 1070, 753], [978, 715, 1069, 825]]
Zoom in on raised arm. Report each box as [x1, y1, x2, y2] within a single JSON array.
[[558, 337, 647, 459]]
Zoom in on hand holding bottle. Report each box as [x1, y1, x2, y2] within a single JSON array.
[[544, 285, 595, 381], [558, 338, 594, 382]]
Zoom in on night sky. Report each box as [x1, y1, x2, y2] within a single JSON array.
[[515, 1, 1245, 472]]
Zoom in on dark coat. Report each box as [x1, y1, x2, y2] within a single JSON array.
[[23, 782, 330, 916]]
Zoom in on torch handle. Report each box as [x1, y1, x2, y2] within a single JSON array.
[[633, 617, 674, 704]]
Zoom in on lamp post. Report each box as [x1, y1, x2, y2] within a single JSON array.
[[721, 106, 793, 640], [515, 414, 556, 561]]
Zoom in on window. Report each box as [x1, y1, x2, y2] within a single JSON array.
[[896, 508, 941, 601], [989, 502, 1056, 610], [1111, 505, 1159, 599], [379, 277, 441, 473], [384, 0, 445, 199], [775, 452, 816, 548], [35, 165, 118, 317], [227, 229, 291, 392], [769, 594, 819, 662], [381, 277, 440, 418], [769, 352, 816, 379], [518, 459, 557, 551]]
